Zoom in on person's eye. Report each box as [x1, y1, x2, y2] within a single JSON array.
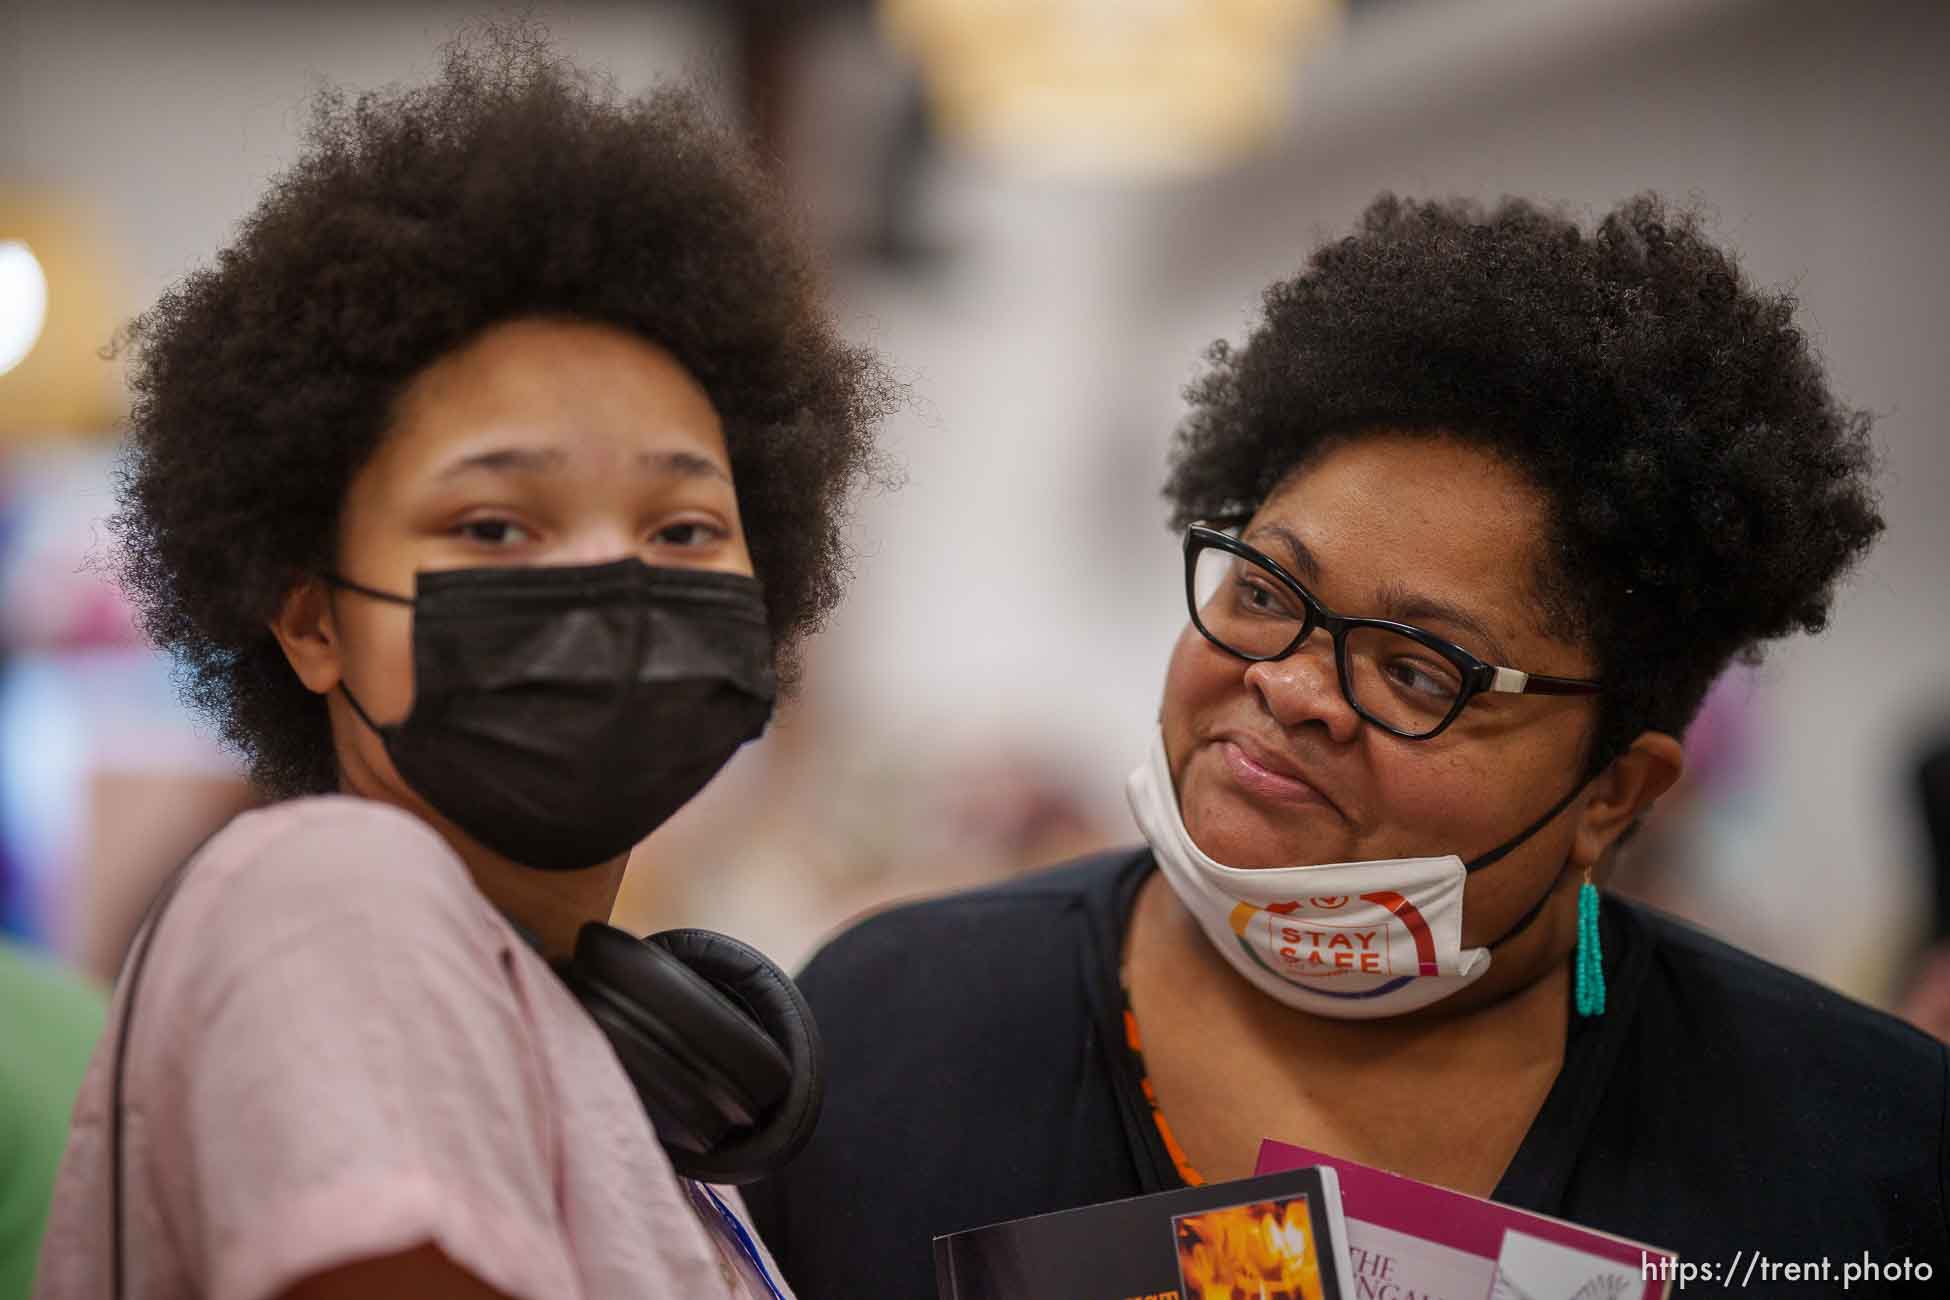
[[1384, 657, 1458, 698], [455, 518, 532, 546], [1237, 575, 1296, 618], [654, 520, 727, 547]]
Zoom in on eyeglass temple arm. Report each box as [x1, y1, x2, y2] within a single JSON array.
[[1486, 667, 1603, 696]]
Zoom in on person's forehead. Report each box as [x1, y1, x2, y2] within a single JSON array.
[[374, 321, 730, 477], [413, 321, 715, 420], [1250, 435, 1554, 641], [1258, 434, 1546, 566]]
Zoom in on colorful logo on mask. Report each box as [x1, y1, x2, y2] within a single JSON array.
[[1228, 891, 1439, 999]]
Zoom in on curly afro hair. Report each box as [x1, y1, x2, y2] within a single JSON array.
[[111, 27, 898, 797], [1165, 193, 1882, 772]]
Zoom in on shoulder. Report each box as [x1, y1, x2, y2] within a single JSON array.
[[790, 847, 1148, 1048], [1618, 899, 1946, 1120], [1629, 900, 1941, 1061], [747, 852, 1153, 1282], [798, 847, 1148, 992], [96, 802, 593, 1300], [184, 794, 468, 890], [1590, 901, 1948, 1248], [170, 796, 482, 936], [137, 796, 500, 1012]]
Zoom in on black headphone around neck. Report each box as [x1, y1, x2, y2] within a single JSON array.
[[551, 920, 824, 1184], [111, 855, 823, 1299]]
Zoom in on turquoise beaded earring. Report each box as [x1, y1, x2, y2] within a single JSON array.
[[1573, 865, 1605, 1017]]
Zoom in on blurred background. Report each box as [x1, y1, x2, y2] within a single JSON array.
[[2, 0, 1947, 1017]]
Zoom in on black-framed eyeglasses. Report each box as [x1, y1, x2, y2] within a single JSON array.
[[1184, 523, 1603, 740]]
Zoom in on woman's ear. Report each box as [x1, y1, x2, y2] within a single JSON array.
[[1571, 731, 1684, 870], [269, 577, 342, 696]]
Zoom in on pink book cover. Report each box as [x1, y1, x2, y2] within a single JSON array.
[[1255, 1139, 1676, 1300]]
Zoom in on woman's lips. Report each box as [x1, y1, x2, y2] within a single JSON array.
[[1216, 738, 1334, 810]]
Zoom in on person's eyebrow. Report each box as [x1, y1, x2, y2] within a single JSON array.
[[1376, 584, 1514, 665], [434, 445, 568, 481], [638, 449, 731, 482], [1247, 522, 1322, 584], [1248, 521, 1515, 663], [432, 446, 730, 483]]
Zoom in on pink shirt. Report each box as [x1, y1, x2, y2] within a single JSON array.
[[33, 797, 793, 1300]]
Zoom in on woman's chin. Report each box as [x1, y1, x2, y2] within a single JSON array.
[[1182, 787, 1345, 870]]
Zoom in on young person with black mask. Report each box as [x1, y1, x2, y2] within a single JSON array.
[[34, 28, 892, 1300], [746, 195, 1947, 1299]]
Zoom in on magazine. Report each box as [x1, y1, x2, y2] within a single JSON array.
[[934, 1166, 1356, 1300], [1255, 1139, 1676, 1300]]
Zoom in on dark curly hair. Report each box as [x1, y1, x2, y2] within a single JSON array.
[[1165, 193, 1882, 772], [110, 27, 897, 797]]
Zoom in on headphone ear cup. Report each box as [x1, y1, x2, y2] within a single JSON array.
[[570, 978, 737, 1156], [564, 923, 821, 1183], [645, 928, 825, 1186], [573, 923, 791, 1122]]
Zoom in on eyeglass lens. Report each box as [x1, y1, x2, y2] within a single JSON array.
[[1190, 544, 1464, 736]]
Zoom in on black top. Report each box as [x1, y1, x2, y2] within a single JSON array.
[[745, 849, 1950, 1299]]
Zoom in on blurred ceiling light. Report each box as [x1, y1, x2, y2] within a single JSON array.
[[0, 193, 126, 442], [881, 0, 1344, 178], [0, 242, 49, 377]]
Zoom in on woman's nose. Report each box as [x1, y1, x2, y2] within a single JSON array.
[[1242, 633, 1362, 744]]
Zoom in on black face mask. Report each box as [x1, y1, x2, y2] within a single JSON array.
[[326, 558, 776, 871]]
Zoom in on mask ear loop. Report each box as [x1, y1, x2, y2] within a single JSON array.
[[322, 572, 414, 606], [1469, 777, 1587, 950], [320, 573, 412, 740], [1465, 777, 1609, 1018]]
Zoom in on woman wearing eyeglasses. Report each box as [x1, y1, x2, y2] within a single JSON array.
[[746, 195, 1947, 1299]]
